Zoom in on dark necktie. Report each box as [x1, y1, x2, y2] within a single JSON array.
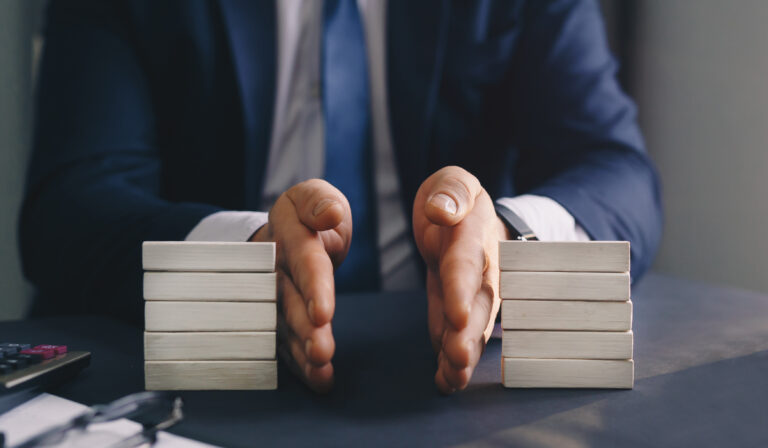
[[322, 0, 380, 292]]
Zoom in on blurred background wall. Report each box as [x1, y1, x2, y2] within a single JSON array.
[[0, 0, 37, 320], [633, 0, 768, 293], [0, 0, 766, 319]]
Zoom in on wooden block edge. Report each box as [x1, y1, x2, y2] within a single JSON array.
[[144, 360, 278, 391], [501, 358, 634, 389]]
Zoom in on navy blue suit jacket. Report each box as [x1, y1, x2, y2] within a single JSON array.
[[21, 0, 662, 322]]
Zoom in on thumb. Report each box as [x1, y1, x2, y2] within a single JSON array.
[[423, 166, 483, 226], [286, 179, 351, 232]]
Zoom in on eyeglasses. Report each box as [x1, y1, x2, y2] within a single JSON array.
[[10, 392, 183, 448]]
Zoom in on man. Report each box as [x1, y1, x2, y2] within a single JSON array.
[[20, 0, 662, 394]]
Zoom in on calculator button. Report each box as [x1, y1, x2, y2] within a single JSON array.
[[15, 354, 41, 365], [21, 348, 55, 360], [0, 347, 17, 356], [0, 362, 13, 374], [34, 345, 67, 355], [0, 343, 31, 354], [5, 357, 27, 369]]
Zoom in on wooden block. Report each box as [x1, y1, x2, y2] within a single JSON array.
[[502, 330, 633, 359], [143, 272, 276, 301], [502, 358, 634, 389], [500, 271, 630, 301], [501, 300, 632, 331], [145, 301, 276, 332], [142, 241, 275, 272], [144, 332, 275, 360], [145, 360, 277, 390], [499, 241, 629, 272]]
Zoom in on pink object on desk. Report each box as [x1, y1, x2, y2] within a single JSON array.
[[21, 348, 55, 360], [34, 344, 68, 355]]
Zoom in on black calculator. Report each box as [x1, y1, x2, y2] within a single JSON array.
[[0, 343, 90, 394]]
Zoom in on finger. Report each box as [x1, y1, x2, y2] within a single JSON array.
[[438, 224, 486, 329], [286, 179, 351, 232], [286, 245, 335, 325], [268, 178, 353, 267], [277, 338, 303, 382], [442, 281, 494, 370], [427, 269, 445, 352], [440, 356, 473, 392], [276, 318, 307, 380], [278, 326, 334, 393], [306, 362, 334, 393], [280, 273, 335, 365], [289, 337, 334, 392], [482, 237, 502, 342], [318, 228, 351, 268], [422, 166, 483, 227], [269, 200, 336, 325], [435, 351, 457, 394]]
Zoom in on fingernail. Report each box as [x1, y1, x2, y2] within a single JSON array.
[[305, 339, 313, 357], [429, 193, 457, 215], [307, 300, 316, 323], [313, 199, 336, 216]]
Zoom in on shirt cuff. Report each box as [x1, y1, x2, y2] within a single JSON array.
[[185, 211, 269, 242], [496, 195, 590, 242]]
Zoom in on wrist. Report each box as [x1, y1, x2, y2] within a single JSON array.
[[249, 223, 271, 242], [496, 216, 512, 241], [494, 203, 539, 241]]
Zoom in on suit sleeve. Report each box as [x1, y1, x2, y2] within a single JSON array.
[[510, 0, 663, 280], [19, 0, 221, 321]]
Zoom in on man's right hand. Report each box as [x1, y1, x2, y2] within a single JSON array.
[[250, 179, 352, 392]]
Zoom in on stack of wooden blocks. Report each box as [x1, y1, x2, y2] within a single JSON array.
[[499, 241, 634, 389], [142, 242, 278, 390]]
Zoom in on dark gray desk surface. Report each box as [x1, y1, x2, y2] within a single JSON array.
[[2, 273, 767, 447]]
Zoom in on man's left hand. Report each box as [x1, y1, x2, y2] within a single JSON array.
[[412, 166, 510, 394]]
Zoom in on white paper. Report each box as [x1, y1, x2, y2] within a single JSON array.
[[0, 393, 218, 448]]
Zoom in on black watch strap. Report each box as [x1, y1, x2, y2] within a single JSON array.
[[494, 203, 539, 241]]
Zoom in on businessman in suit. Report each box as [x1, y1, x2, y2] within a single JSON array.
[[20, 0, 662, 393]]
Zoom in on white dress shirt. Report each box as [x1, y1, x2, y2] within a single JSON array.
[[185, 0, 589, 290]]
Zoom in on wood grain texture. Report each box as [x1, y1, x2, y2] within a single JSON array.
[[502, 330, 633, 359], [143, 272, 276, 301], [145, 360, 277, 390], [144, 332, 276, 360], [142, 241, 275, 272], [499, 241, 630, 272], [501, 300, 632, 331], [502, 358, 634, 389], [500, 271, 630, 301], [145, 301, 277, 332]]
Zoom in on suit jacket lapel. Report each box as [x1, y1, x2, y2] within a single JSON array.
[[218, 0, 276, 209], [387, 0, 451, 207]]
